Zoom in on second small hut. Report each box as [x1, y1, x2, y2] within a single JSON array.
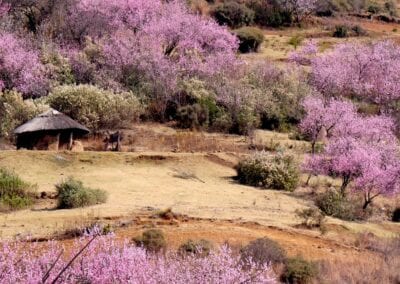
[[14, 109, 89, 150]]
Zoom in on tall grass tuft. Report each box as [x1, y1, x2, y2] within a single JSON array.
[[0, 168, 35, 211]]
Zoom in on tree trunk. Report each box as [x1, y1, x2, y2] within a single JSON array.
[[363, 199, 371, 210], [340, 176, 350, 197], [305, 141, 316, 186], [305, 174, 312, 186]]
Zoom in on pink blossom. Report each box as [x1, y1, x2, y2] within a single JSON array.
[[310, 41, 400, 105], [288, 40, 318, 65], [61, 0, 239, 112], [0, 235, 275, 283], [0, 32, 48, 97]]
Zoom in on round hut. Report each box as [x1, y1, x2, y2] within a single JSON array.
[[14, 109, 90, 150]]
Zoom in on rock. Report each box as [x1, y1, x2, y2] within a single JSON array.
[[71, 140, 84, 152]]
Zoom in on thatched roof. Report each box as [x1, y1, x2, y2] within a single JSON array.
[[14, 109, 90, 135]]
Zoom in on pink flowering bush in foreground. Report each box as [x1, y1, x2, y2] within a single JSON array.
[[0, 234, 275, 283]]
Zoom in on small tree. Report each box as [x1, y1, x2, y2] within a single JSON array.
[[299, 96, 358, 155], [284, 0, 317, 24], [304, 137, 400, 208]]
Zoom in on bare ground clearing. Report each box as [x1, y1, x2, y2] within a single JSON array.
[[0, 149, 398, 241]]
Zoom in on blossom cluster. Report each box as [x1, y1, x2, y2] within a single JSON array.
[[0, 235, 275, 283]]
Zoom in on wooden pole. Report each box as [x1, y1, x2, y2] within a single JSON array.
[[68, 132, 73, 150]]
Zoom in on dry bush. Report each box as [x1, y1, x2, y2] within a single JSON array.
[[295, 208, 326, 232], [316, 252, 400, 283], [56, 222, 113, 239], [354, 233, 400, 261], [132, 229, 167, 253], [240, 237, 287, 266], [282, 256, 318, 284], [315, 234, 400, 283], [178, 239, 214, 257]]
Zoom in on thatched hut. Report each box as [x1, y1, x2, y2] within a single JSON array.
[[14, 109, 89, 150]]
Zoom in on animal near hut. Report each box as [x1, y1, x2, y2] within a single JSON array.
[[14, 109, 89, 150]]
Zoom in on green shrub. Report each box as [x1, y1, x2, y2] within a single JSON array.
[[316, 190, 350, 218], [178, 239, 214, 256], [234, 27, 265, 53], [47, 85, 142, 131], [210, 111, 234, 133], [41, 45, 75, 86], [133, 229, 167, 253], [235, 107, 260, 135], [241, 237, 287, 266], [211, 2, 255, 28], [0, 168, 35, 211], [333, 25, 348, 37], [288, 35, 304, 49], [332, 24, 368, 38], [56, 177, 108, 209], [316, 190, 371, 221], [176, 104, 209, 129], [198, 96, 225, 126], [246, 0, 293, 27], [392, 207, 400, 222], [259, 88, 304, 132], [367, 2, 381, 13], [384, 0, 397, 16], [246, 64, 307, 132], [0, 90, 46, 138], [236, 152, 299, 191], [282, 256, 318, 284]]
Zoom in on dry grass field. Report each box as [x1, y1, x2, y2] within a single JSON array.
[[0, 125, 398, 242]]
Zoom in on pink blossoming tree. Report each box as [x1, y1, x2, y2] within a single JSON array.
[[0, 32, 48, 97], [60, 0, 239, 117], [301, 96, 400, 208], [310, 41, 400, 105], [304, 137, 400, 208]]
